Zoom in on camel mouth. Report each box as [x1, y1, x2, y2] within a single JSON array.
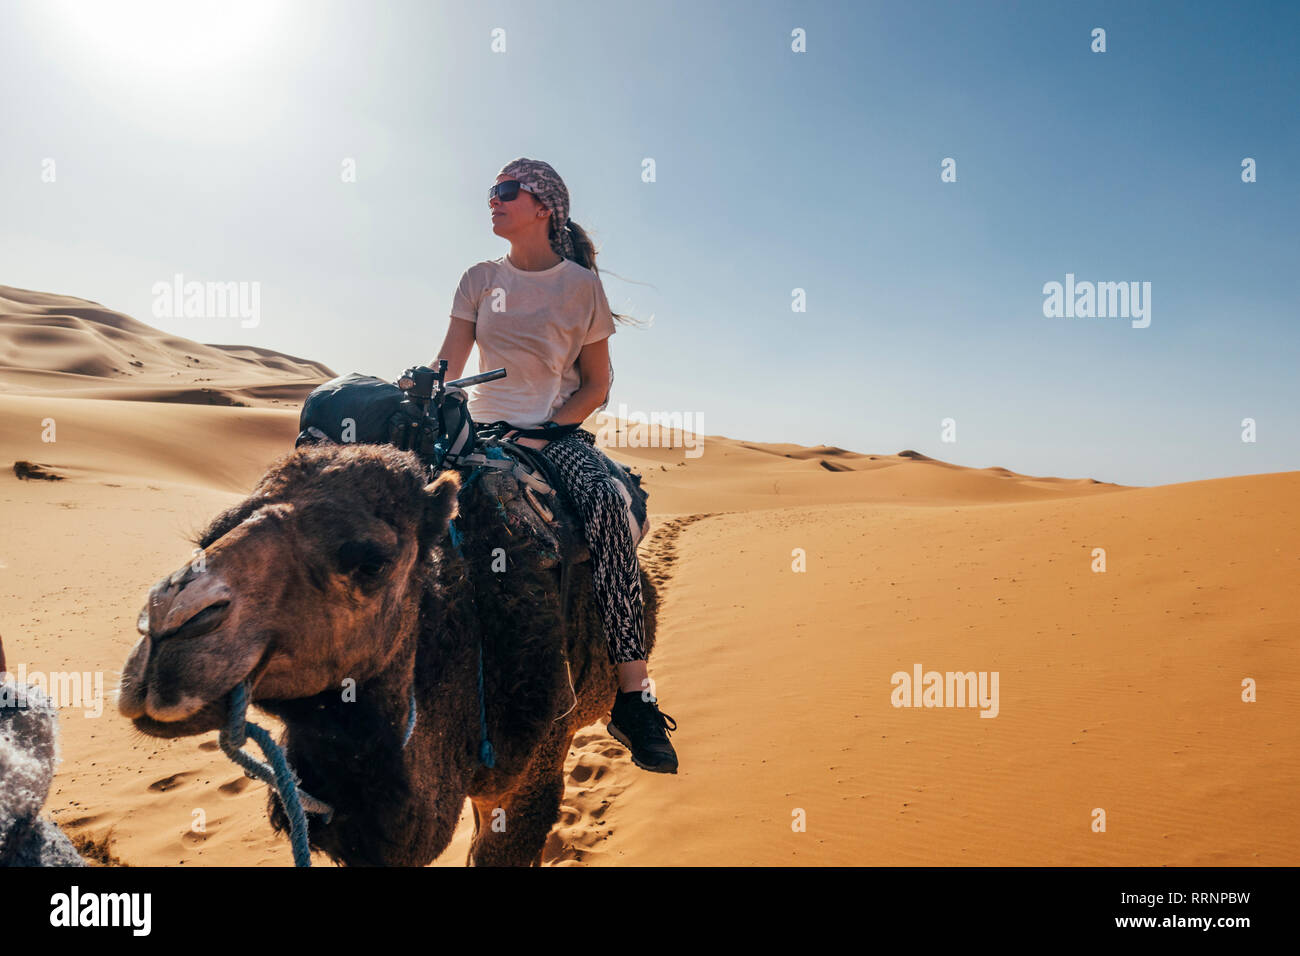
[[128, 647, 275, 738], [120, 632, 277, 737], [130, 698, 229, 738]]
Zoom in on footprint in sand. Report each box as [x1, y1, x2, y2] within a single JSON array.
[[568, 753, 611, 785], [547, 726, 638, 865], [540, 513, 710, 864], [217, 775, 253, 796], [642, 512, 718, 588], [147, 771, 198, 793], [181, 819, 224, 846]]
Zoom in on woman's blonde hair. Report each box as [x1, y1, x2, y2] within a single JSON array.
[[557, 218, 648, 331]]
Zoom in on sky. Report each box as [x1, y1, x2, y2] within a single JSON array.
[[1, 0, 1296, 487]]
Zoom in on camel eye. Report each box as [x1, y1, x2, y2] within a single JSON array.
[[336, 541, 393, 580]]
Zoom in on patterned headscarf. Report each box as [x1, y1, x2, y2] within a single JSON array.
[[496, 157, 577, 262]]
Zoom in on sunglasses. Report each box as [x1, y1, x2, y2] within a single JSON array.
[[488, 179, 538, 203]]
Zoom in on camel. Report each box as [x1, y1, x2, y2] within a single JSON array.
[[118, 442, 657, 866]]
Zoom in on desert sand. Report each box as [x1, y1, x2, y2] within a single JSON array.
[[2, 286, 1296, 866]]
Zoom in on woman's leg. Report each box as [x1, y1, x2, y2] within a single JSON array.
[[538, 429, 679, 773], [538, 430, 647, 672]]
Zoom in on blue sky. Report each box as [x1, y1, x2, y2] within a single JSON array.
[[1, 0, 1296, 486]]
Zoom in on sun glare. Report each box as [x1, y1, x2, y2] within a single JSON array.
[[55, 0, 283, 73]]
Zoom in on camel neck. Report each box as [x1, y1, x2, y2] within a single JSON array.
[[266, 623, 480, 866]]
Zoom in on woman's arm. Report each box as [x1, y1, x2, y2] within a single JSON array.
[[431, 316, 476, 380], [507, 337, 612, 449], [549, 337, 612, 425]]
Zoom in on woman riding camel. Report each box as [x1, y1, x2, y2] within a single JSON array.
[[433, 157, 678, 774]]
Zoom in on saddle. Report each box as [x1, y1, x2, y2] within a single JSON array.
[[445, 433, 651, 571]]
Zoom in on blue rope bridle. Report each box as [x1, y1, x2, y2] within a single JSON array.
[[401, 686, 418, 747], [215, 462, 499, 867], [219, 682, 332, 868], [219, 681, 424, 868], [447, 463, 497, 771]]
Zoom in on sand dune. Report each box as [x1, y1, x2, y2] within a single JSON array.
[[1, 289, 1294, 866], [0, 286, 334, 409], [607, 431, 1124, 512], [579, 474, 1300, 865]]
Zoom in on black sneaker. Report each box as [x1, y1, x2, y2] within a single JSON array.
[[607, 691, 679, 774]]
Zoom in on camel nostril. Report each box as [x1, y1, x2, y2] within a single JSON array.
[[153, 601, 231, 643], [168, 564, 202, 593]]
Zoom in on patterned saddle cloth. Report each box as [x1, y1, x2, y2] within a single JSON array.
[[449, 432, 650, 570]]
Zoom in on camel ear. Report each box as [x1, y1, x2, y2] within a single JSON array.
[[422, 471, 461, 539]]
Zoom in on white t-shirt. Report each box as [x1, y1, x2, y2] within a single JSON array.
[[450, 255, 616, 428]]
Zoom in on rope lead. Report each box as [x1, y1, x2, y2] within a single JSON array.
[[219, 682, 332, 867], [447, 473, 496, 771]]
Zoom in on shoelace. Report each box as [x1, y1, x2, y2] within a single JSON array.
[[636, 699, 677, 738]]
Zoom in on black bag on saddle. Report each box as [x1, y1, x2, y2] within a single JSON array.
[[296, 373, 410, 446], [295, 372, 478, 461]]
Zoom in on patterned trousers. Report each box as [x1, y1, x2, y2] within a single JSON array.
[[538, 428, 647, 664]]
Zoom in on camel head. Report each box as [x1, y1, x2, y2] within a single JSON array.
[[119, 444, 460, 738]]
